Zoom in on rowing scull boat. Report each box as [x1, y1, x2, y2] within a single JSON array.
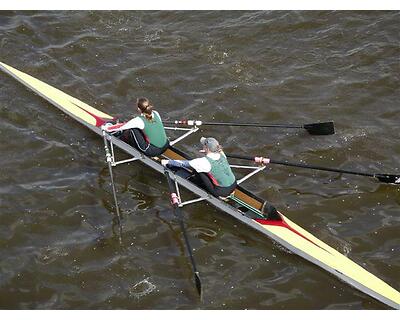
[[1, 61, 399, 309]]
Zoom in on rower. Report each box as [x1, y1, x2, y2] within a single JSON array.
[[161, 137, 237, 198], [103, 97, 169, 157]]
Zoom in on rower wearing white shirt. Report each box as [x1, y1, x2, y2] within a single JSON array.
[[162, 137, 237, 198], [104, 97, 169, 157]]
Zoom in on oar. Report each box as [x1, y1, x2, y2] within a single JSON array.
[[226, 153, 400, 185], [163, 120, 335, 135], [102, 130, 123, 243], [164, 169, 202, 297]]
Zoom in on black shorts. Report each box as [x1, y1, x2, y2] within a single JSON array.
[[173, 168, 237, 198], [120, 128, 169, 157], [196, 172, 237, 197]]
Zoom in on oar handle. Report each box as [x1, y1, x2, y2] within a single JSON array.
[[226, 153, 270, 163], [165, 171, 180, 207]]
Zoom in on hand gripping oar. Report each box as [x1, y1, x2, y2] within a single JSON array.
[[163, 120, 335, 135], [226, 153, 400, 185], [102, 130, 123, 243], [164, 169, 202, 297]]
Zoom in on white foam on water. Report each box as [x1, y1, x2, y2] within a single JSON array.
[[129, 277, 156, 299]]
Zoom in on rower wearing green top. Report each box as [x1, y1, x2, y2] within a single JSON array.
[[104, 97, 169, 157], [206, 153, 236, 187], [139, 111, 168, 148], [161, 137, 237, 198]]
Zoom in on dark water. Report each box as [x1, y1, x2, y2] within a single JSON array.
[[0, 11, 399, 310]]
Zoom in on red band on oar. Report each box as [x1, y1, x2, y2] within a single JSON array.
[[254, 157, 270, 165], [170, 192, 179, 205], [167, 119, 202, 126]]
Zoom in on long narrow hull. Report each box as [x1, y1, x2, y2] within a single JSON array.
[[1, 61, 399, 309]]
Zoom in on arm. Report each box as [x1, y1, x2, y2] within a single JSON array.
[[119, 117, 145, 130], [102, 117, 145, 133], [102, 122, 126, 132], [162, 157, 211, 172], [188, 157, 211, 173], [161, 159, 192, 169]]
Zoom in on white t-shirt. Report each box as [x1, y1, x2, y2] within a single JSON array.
[[189, 152, 222, 173], [119, 111, 161, 131]]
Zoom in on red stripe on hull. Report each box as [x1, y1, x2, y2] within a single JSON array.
[[71, 102, 115, 127], [255, 218, 331, 254]]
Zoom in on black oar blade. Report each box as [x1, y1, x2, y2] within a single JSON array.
[[194, 271, 202, 297], [303, 121, 335, 135], [375, 174, 400, 184]]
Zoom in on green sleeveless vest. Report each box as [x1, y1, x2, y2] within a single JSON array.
[[206, 154, 236, 187], [139, 112, 168, 148]]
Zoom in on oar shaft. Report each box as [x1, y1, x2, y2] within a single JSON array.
[[163, 120, 334, 135], [226, 153, 382, 180], [163, 120, 302, 128], [164, 170, 202, 296], [177, 211, 198, 275], [226, 154, 255, 161], [270, 159, 375, 178], [103, 131, 122, 243], [106, 162, 123, 217], [201, 122, 303, 128]]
